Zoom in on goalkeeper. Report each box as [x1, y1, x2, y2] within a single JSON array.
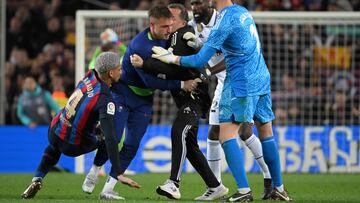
[[130, 3, 228, 201], [187, 0, 273, 200], [88, 28, 127, 70], [151, 0, 291, 201]]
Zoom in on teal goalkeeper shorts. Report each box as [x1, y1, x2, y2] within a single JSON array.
[[219, 81, 275, 123]]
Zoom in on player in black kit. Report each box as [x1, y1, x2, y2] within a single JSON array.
[[130, 3, 228, 201]]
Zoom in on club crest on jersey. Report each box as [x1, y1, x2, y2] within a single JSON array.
[[107, 102, 115, 115]]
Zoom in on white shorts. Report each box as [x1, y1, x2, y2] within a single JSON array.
[[209, 80, 224, 125]]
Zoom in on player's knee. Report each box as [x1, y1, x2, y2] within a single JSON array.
[[208, 125, 220, 140], [238, 122, 253, 141]]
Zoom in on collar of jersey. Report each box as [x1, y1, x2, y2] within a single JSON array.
[[147, 32, 153, 40]]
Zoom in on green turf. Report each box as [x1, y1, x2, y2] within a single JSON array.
[[0, 173, 359, 202]]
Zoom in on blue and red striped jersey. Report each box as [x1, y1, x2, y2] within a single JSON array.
[[51, 70, 114, 145]]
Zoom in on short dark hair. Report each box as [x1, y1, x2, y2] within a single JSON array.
[[168, 3, 189, 22], [148, 5, 173, 19]]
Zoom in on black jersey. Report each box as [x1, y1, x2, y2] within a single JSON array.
[[143, 25, 211, 115]]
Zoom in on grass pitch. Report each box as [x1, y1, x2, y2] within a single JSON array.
[[0, 173, 359, 202]]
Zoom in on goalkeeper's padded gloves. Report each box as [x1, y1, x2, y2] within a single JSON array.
[[183, 32, 202, 49], [151, 46, 179, 64]]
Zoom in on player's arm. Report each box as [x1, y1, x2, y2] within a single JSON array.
[[98, 100, 122, 177], [207, 59, 226, 75], [151, 44, 216, 69], [152, 13, 232, 69], [133, 65, 182, 91], [131, 54, 194, 80]]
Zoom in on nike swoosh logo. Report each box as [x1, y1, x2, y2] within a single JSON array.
[[228, 194, 250, 202], [276, 191, 290, 201]]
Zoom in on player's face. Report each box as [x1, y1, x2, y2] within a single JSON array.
[[150, 17, 173, 40], [191, 0, 210, 23], [169, 8, 186, 32], [110, 65, 121, 82]]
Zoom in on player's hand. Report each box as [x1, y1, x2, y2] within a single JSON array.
[[118, 174, 141, 189], [151, 46, 179, 64], [183, 79, 198, 92], [130, 54, 144, 68], [190, 78, 203, 99], [183, 32, 202, 49]]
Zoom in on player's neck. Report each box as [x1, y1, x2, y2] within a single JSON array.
[[203, 9, 214, 25], [217, 0, 233, 11], [99, 75, 112, 87]]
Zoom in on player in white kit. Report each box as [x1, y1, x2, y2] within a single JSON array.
[[185, 0, 273, 199]]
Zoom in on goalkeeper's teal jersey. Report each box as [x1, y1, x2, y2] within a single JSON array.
[[206, 4, 270, 97]]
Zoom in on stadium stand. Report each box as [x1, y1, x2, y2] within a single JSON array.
[[4, 0, 360, 125]]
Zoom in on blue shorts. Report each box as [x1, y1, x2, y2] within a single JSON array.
[[219, 82, 275, 123]]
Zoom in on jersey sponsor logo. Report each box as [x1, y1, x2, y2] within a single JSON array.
[[183, 107, 191, 114], [107, 102, 115, 115]]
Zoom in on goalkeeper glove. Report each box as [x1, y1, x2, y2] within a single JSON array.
[[151, 46, 179, 64], [183, 32, 202, 49]]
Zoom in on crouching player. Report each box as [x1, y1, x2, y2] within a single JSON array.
[[21, 52, 126, 200]]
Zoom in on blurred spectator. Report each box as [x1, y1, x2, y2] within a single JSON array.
[[88, 28, 127, 69], [6, 16, 33, 59], [51, 75, 68, 108], [16, 76, 60, 128], [325, 89, 352, 125]]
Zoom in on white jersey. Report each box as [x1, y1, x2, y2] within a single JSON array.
[[188, 9, 226, 83], [188, 9, 226, 125]]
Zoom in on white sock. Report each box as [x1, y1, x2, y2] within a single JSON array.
[[207, 139, 222, 182], [276, 184, 284, 192], [89, 164, 101, 176], [102, 176, 118, 192], [32, 177, 42, 182], [244, 134, 271, 179], [238, 187, 251, 194]]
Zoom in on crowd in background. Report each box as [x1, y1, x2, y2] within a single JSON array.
[[5, 0, 360, 125]]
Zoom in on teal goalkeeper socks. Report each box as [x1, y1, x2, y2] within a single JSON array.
[[261, 136, 283, 187], [222, 138, 249, 189]]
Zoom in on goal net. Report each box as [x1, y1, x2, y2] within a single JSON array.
[[76, 11, 360, 126]]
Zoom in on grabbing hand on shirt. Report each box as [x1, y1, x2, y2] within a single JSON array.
[[183, 32, 202, 49], [130, 54, 144, 68], [151, 46, 179, 65]]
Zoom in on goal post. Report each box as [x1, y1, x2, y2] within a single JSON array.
[[76, 10, 148, 85]]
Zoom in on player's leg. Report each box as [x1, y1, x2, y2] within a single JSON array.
[[238, 122, 272, 199], [182, 106, 228, 200], [82, 92, 129, 194], [102, 104, 151, 199], [254, 93, 291, 201], [157, 105, 192, 200], [207, 94, 222, 182], [218, 83, 253, 202], [22, 129, 62, 199]]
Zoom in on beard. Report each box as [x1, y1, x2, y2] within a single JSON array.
[[193, 12, 205, 23]]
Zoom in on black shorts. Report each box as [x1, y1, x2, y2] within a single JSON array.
[[48, 125, 100, 157]]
